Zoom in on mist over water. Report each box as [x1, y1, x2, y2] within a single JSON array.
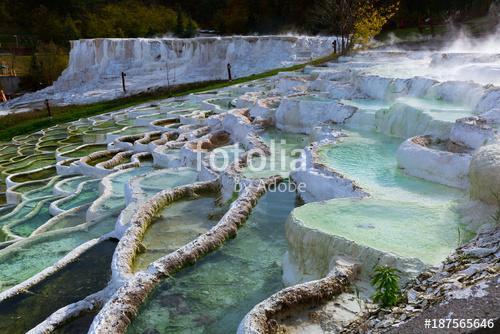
[[444, 25, 500, 53], [381, 1, 500, 54], [363, 4, 500, 87]]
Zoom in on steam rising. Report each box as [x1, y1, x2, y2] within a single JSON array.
[[364, 2, 500, 86]]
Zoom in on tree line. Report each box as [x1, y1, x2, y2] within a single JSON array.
[[0, 0, 494, 91], [0, 0, 196, 46], [167, 0, 494, 34], [0, 0, 494, 45], [0, 0, 197, 89]]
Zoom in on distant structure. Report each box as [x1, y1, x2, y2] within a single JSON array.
[[0, 60, 20, 101], [197, 29, 218, 37], [0, 62, 8, 76], [0, 61, 16, 77]]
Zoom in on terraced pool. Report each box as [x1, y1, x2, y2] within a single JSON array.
[[0, 45, 498, 334]]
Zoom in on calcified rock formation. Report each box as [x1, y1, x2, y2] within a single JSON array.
[[343, 226, 500, 333], [0, 103, 285, 333], [112, 180, 221, 279], [0, 35, 337, 113], [0, 238, 103, 302], [238, 258, 358, 334], [90, 176, 282, 334], [469, 143, 500, 205], [396, 135, 472, 189], [0, 35, 499, 334], [291, 141, 368, 203]]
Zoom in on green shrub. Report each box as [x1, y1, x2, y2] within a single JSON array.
[[371, 265, 401, 308], [22, 42, 68, 90], [490, 191, 500, 226]]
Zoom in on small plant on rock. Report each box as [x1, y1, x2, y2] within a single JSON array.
[[371, 265, 401, 308], [490, 191, 500, 226]]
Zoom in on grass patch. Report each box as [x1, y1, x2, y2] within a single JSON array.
[[0, 53, 338, 142]]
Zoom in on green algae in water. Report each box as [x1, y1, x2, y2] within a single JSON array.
[[10, 166, 57, 184], [113, 126, 151, 136], [94, 120, 117, 129], [133, 195, 221, 271], [111, 166, 155, 194], [42, 206, 89, 232], [3, 157, 55, 175], [63, 144, 108, 158], [36, 145, 59, 152], [88, 213, 121, 236], [59, 135, 84, 144], [0, 231, 96, 292], [317, 130, 463, 204], [137, 113, 171, 121], [56, 176, 95, 194], [18, 146, 37, 155], [37, 138, 63, 147], [57, 143, 85, 154], [116, 119, 137, 127], [120, 168, 200, 230], [22, 177, 65, 200], [242, 129, 309, 179], [53, 310, 99, 334], [0, 215, 117, 292], [395, 96, 472, 122], [84, 127, 117, 135], [0, 145, 19, 155], [8, 179, 51, 194], [299, 129, 472, 265], [0, 154, 46, 169], [128, 185, 297, 334], [90, 166, 156, 217], [58, 180, 100, 211], [24, 185, 56, 200], [0, 197, 53, 226], [0, 239, 116, 334], [293, 198, 473, 265], [9, 197, 61, 237], [0, 226, 10, 242], [0, 205, 15, 217], [138, 169, 199, 193]]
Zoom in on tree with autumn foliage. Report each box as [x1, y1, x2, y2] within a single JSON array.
[[311, 0, 400, 50], [352, 1, 400, 46]]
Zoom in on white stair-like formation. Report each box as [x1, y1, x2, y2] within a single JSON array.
[[0, 36, 499, 334]]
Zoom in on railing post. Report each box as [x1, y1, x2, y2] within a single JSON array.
[[227, 63, 232, 81], [121, 72, 127, 93], [45, 99, 52, 118]]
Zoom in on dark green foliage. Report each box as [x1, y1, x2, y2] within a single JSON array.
[[185, 19, 197, 38], [371, 265, 402, 308], [0, 0, 493, 43], [21, 42, 68, 90], [165, 0, 494, 34], [490, 192, 500, 226], [175, 8, 185, 37], [174, 9, 198, 38], [21, 52, 43, 90], [0, 0, 195, 46]]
